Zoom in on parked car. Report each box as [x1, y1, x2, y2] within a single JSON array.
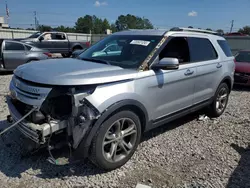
[[0, 39, 51, 71], [14, 31, 90, 58], [234, 50, 250, 85], [71, 44, 121, 58], [6, 27, 234, 170], [225, 32, 249, 36]]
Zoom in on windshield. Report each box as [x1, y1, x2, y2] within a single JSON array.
[[28, 32, 42, 39], [235, 51, 250, 63], [78, 35, 162, 69]]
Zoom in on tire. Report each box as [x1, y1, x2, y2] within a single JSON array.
[[61, 53, 71, 58], [207, 83, 230, 118], [73, 47, 82, 52], [89, 111, 141, 170]]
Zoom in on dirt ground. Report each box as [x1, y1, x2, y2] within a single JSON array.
[[0, 73, 249, 188]]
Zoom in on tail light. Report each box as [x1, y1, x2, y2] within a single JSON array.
[[85, 41, 91, 47], [44, 52, 52, 57]]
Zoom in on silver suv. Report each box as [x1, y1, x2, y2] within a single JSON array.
[[6, 27, 235, 170]]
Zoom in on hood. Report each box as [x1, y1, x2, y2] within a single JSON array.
[[14, 58, 138, 85], [235, 62, 250, 73]]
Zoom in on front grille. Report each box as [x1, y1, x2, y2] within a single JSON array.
[[12, 76, 42, 100]]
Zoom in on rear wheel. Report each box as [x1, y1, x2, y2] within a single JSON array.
[[207, 83, 229, 118], [90, 111, 141, 170]]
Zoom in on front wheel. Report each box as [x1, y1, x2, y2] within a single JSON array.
[[207, 83, 230, 118], [61, 53, 71, 58], [90, 111, 141, 170]]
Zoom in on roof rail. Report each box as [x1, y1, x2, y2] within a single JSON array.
[[169, 27, 221, 36]]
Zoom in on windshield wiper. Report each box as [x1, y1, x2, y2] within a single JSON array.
[[80, 57, 110, 65]]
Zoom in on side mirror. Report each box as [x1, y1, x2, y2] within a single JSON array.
[[39, 36, 44, 41], [151, 58, 179, 70]]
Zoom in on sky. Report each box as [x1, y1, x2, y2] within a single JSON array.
[[0, 0, 249, 32]]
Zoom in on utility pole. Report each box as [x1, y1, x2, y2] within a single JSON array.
[[34, 11, 38, 30], [230, 20, 234, 33]]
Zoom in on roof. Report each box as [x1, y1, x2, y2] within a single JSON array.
[[112, 27, 225, 40], [112, 29, 167, 36]]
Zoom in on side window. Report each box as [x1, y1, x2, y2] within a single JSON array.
[[5, 42, 25, 51], [25, 45, 32, 51], [43, 33, 52, 40], [217, 40, 233, 57], [52, 33, 66, 40], [159, 37, 190, 63], [188, 37, 218, 62]]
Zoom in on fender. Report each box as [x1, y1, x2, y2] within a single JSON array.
[[220, 75, 233, 91], [74, 99, 149, 158]]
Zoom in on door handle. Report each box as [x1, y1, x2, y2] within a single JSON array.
[[184, 69, 194, 76], [216, 63, 222, 68]]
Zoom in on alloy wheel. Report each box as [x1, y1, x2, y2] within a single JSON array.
[[102, 118, 137, 163], [216, 87, 228, 113]]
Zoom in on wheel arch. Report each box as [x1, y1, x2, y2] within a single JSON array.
[[72, 44, 83, 51], [80, 99, 149, 150], [220, 76, 233, 93]]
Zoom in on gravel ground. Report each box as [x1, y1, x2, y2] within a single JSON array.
[[0, 73, 249, 188]]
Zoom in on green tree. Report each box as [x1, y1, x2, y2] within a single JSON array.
[[102, 18, 110, 33], [115, 14, 153, 31], [206, 28, 212, 31], [54, 25, 76, 33], [110, 23, 117, 33], [188, 26, 193, 28], [38, 25, 52, 32], [75, 15, 110, 34], [238, 26, 250, 35], [92, 16, 103, 34], [75, 15, 93, 33]]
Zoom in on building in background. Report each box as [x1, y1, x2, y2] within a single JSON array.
[[0, 16, 9, 28]]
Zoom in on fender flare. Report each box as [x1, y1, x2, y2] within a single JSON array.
[[220, 76, 233, 92], [78, 99, 149, 151]]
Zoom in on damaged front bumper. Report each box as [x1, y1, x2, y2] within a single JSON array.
[[6, 96, 68, 144]]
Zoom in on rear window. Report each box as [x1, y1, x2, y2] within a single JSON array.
[[217, 40, 233, 57], [5, 42, 25, 51], [188, 37, 218, 62], [235, 51, 250, 62]]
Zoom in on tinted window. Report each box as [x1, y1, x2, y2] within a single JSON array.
[[188, 37, 218, 62], [5, 42, 25, 51], [25, 45, 32, 50], [28, 32, 41, 38], [159, 37, 190, 63], [235, 51, 250, 62], [217, 40, 233, 57]]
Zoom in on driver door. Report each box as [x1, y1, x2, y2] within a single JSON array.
[[36, 32, 55, 52], [138, 37, 196, 121]]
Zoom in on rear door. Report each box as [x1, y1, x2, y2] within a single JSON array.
[[3, 41, 28, 70], [51, 33, 69, 53], [188, 37, 223, 104]]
